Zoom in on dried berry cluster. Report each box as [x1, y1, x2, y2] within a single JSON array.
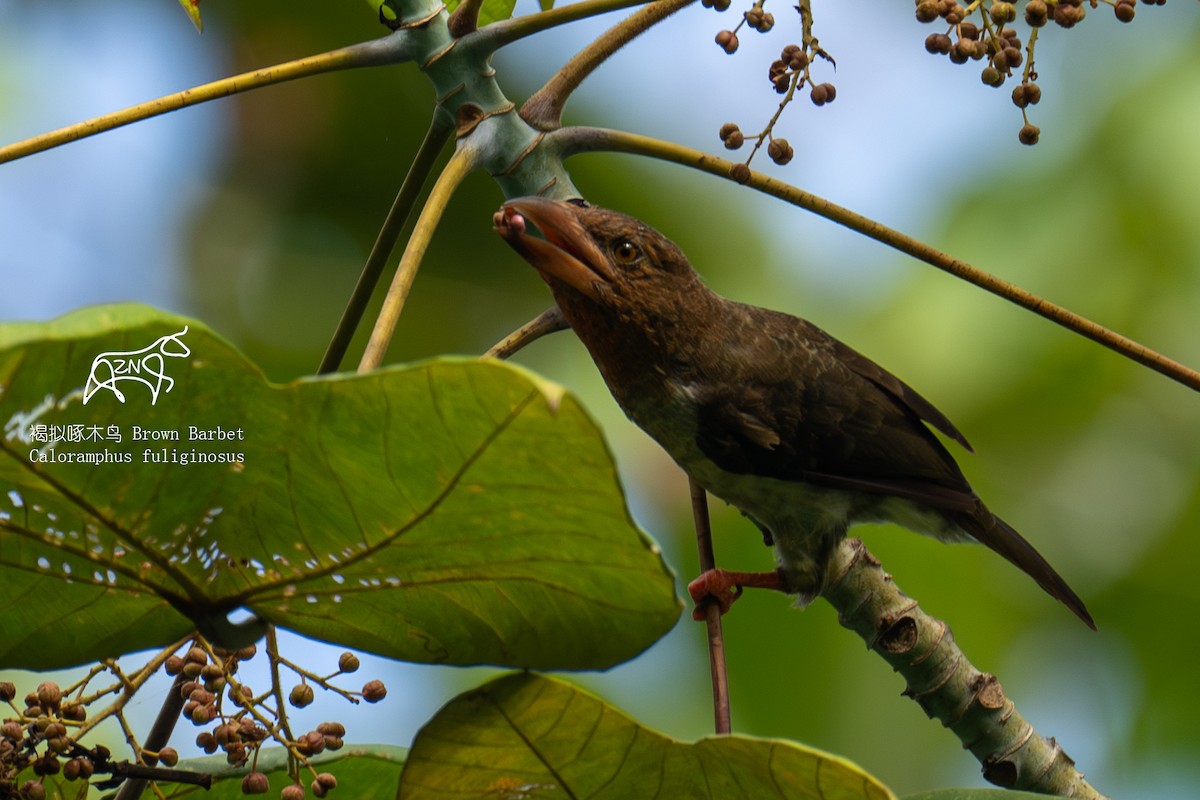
[[2, 640, 385, 800], [171, 642, 386, 798], [709, 0, 776, 54], [0, 679, 97, 800], [705, 0, 837, 181], [915, 0, 1156, 144]]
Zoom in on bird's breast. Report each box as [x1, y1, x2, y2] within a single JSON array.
[[618, 376, 848, 530]]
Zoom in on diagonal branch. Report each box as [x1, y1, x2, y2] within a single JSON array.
[[474, 0, 654, 50], [824, 538, 1109, 798], [358, 146, 480, 372], [550, 126, 1200, 392], [0, 37, 410, 165], [112, 668, 191, 800], [319, 112, 454, 374], [518, 0, 697, 131], [483, 306, 568, 359], [689, 479, 732, 735]]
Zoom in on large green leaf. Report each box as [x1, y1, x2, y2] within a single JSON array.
[[399, 672, 897, 799], [0, 305, 679, 670]]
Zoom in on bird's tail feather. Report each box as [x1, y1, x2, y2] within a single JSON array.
[[955, 510, 1095, 630]]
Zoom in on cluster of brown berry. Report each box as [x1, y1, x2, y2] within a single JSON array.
[[1, 640, 386, 800], [719, 121, 795, 171], [709, 0, 777, 54], [915, 0, 1151, 144], [1, 680, 88, 800], [704, 0, 838, 179], [171, 643, 386, 798]]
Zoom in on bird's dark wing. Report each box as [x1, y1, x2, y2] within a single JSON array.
[[691, 306, 979, 513], [689, 307, 1096, 627], [810, 321, 973, 452]]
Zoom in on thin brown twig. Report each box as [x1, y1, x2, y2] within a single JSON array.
[[689, 478, 731, 735], [318, 113, 454, 374], [76, 639, 188, 740], [484, 306, 569, 359], [112, 670, 190, 800], [824, 539, 1109, 798], [113, 710, 144, 767], [61, 664, 109, 700], [265, 626, 297, 745], [551, 126, 1200, 393]]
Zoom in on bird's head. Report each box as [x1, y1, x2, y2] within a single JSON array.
[[493, 197, 703, 315]]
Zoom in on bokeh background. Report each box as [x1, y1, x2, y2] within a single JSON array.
[[2, 0, 1198, 796]]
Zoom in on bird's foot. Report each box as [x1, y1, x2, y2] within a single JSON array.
[[687, 568, 785, 621]]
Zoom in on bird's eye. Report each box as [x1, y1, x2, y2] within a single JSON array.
[[610, 239, 641, 265]]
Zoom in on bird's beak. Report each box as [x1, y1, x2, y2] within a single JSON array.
[[493, 197, 615, 301]]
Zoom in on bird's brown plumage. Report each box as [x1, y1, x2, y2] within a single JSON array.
[[494, 196, 1094, 629]]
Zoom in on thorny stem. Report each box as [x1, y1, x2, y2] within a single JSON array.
[[358, 147, 478, 372], [824, 539, 1109, 798], [553, 126, 1200, 392], [520, 0, 697, 130], [114, 711, 143, 764], [318, 113, 454, 374], [0, 38, 408, 164], [797, 0, 814, 40]]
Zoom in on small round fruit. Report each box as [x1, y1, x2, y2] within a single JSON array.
[[289, 684, 315, 709], [242, 771, 270, 795]]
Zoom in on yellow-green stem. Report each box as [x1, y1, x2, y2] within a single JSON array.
[[319, 113, 454, 374], [358, 146, 477, 371], [0, 38, 405, 164]]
